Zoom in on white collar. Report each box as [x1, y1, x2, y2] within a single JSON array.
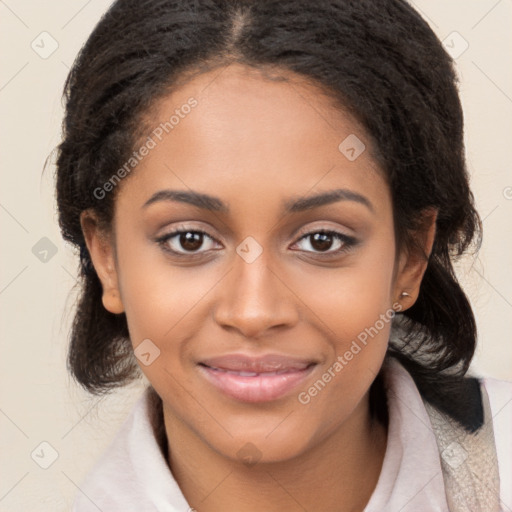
[[364, 357, 449, 511], [72, 357, 450, 511], [72, 386, 190, 511]]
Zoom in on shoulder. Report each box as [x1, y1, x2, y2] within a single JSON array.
[[71, 387, 188, 512], [480, 375, 512, 508], [384, 356, 511, 509], [71, 391, 151, 511], [479, 374, 512, 444]]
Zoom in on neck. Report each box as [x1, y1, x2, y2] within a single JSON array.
[[162, 391, 388, 512]]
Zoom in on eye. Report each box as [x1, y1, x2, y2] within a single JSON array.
[[156, 228, 221, 256], [292, 229, 357, 256], [155, 226, 358, 259]]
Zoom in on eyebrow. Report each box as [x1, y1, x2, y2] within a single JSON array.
[[142, 188, 375, 214]]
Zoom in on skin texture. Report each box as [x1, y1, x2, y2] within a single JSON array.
[[82, 63, 437, 512]]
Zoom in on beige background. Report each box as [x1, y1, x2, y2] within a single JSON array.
[[0, 1, 511, 510]]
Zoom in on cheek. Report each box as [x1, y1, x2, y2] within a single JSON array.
[[296, 300, 392, 443], [115, 226, 217, 345], [292, 235, 396, 426], [299, 230, 397, 344], [115, 252, 214, 398]]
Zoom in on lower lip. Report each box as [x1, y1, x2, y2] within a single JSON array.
[[198, 364, 316, 403]]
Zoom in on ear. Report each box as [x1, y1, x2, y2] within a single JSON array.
[[393, 207, 438, 311], [80, 210, 125, 314]]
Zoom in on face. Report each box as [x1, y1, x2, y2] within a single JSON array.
[[83, 63, 433, 464]]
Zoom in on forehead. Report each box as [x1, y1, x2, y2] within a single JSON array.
[[118, 63, 388, 217]]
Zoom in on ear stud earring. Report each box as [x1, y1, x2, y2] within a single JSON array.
[[393, 291, 411, 312]]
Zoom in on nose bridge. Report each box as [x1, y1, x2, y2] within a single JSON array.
[[213, 244, 297, 337]]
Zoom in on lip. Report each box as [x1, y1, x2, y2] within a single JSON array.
[[198, 353, 318, 402]]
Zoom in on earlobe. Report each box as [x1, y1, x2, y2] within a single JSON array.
[[102, 289, 125, 315], [80, 210, 125, 315], [393, 207, 438, 310]]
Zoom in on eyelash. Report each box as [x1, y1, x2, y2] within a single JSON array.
[[155, 225, 358, 259]]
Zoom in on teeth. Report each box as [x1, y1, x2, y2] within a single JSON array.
[[212, 368, 294, 376]]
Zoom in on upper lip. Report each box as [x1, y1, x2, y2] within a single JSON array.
[[199, 353, 317, 373]]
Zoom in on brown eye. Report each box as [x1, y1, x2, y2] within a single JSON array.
[[293, 230, 358, 256], [179, 231, 204, 252], [157, 229, 221, 255], [309, 232, 335, 252]]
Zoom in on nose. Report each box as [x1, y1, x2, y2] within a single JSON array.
[[213, 249, 299, 339]]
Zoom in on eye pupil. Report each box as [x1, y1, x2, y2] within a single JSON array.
[[180, 231, 203, 251], [310, 232, 333, 252]]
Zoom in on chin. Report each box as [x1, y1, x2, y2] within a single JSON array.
[[205, 419, 318, 466]]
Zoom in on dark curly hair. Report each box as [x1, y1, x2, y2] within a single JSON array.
[[55, 0, 483, 431]]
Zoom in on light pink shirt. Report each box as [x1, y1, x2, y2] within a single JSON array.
[[72, 358, 512, 511]]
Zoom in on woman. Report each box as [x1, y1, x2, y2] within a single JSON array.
[[56, 0, 511, 510]]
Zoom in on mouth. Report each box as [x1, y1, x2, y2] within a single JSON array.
[[197, 354, 318, 403]]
